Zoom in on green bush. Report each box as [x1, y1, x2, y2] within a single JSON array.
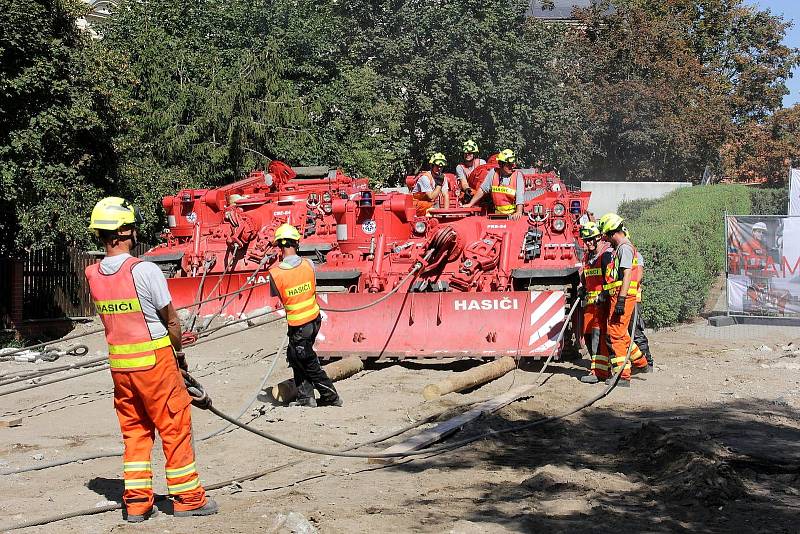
[[625, 185, 752, 328], [749, 186, 788, 216], [617, 197, 661, 221]]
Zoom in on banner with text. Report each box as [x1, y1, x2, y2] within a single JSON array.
[[726, 215, 800, 317]]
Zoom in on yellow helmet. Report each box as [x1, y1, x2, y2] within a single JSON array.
[[462, 140, 479, 154], [598, 213, 625, 234], [429, 152, 447, 166], [89, 197, 142, 233], [274, 223, 301, 244], [579, 221, 601, 240], [497, 149, 516, 164]]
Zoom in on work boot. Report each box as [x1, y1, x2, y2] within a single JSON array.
[[605, 378, 630, 388], [632, 364, 651, 375], [174, 497, 219, 517], [579, 374, 599, 384], [288, 396, 317, 407], [317, 396, 343, 407], [125, 508, 153, 523]]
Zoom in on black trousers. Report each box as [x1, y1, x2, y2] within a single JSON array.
[[286, 316, 338, 402], [630, 303, 653, 365]]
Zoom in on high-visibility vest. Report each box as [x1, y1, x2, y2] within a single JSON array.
[[412, 171, 441, 216], [583, 248, 611, 305], [603, 242, 643, 297], [269, 259, 320, 326], [456, 160, 485, 185], [85, 257, 171, 372], [488, 169, 520, 215]]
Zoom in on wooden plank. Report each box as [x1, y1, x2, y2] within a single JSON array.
[[368, 384, 536, 464]]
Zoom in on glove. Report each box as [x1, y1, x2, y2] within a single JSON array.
[[433, 172, 445, 188], [175, 351, 188, 371], [613, 295, 627, 317], [182, 369, 212, 410]]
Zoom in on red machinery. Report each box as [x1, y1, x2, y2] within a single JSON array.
[[313, 174, 591, 359], [143, 161, 369, 316]]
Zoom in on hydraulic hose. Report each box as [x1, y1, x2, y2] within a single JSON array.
[[0, 310, 639, 530], [0, 343, 286, 476], [0, 404, 466, 531], [318, 264, 422, 313]]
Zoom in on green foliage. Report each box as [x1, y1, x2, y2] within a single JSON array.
[[2, 0, 799, 253], [0, 0, 129, 253], [626, 185, 751, 327], [749, 186, 789, 216], [617, 197, 661, 221]]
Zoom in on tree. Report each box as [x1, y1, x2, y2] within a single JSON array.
[[0, 0, 128, 253], [721, 104, 800, 186]]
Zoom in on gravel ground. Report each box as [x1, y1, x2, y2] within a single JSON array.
[[0, 317, 798, 533]]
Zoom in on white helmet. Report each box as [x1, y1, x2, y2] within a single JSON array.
[[752, 222, 767, 232]]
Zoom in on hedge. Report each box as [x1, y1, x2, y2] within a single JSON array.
[[624, 185, 752, 328], [749, 186, 788, 216]]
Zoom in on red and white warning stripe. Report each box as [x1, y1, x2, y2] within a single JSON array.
[[526, 290, 565, 353]]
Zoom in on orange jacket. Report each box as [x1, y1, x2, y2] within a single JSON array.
[[85, 257, 171, 372], [269, 259, 320, 326]]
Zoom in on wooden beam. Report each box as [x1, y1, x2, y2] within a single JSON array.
[[368, 384, 535, 464]]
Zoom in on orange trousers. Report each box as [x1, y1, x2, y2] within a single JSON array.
[[111, 346, 207, 515], [606, 295, 649, 381], [582, 303, 610, 380]]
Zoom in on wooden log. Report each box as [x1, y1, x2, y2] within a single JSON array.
[[369, 384, 535, 464], [0, 418, 23, 428], [266, 356, 364, 403], [422, 356, 517, 400]]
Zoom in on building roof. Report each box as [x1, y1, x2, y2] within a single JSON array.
[[526, 0, 611, 20]]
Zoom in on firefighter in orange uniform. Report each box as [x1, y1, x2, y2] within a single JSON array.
[[269, 224, 342, 407], [85, 197, 217, 522], [578, 221, 612, 384], [598, 213, 650, 386], [465, 149, 525, 220], [412, 153, 449, 216]]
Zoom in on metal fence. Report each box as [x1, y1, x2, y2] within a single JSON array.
[[1, 243, 152, 326]]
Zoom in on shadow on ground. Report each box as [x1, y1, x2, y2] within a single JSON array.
[[383, 399, 800, 533]]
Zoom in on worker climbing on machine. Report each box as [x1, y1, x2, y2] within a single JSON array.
[[455, 140, 486, 203], [85, 197, 217, 522], [464, 148, 525, 220], [598, 213, 650, 386], [269, 223, 342, 408], [412, 152, 450, 216], [578, 221, 613, 384]]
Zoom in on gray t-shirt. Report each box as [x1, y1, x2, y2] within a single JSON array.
[[480, 169, 525, 205], [455, 160, 486, 185], [616, 242, 635, 271], [412, 173, 449, 193], [99, 253, 171, 339]]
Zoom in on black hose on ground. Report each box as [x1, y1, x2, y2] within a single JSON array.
[[0, 402, 476, 531]]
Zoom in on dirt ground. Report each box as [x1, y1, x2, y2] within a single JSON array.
[[1, 317, 799, 533]]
